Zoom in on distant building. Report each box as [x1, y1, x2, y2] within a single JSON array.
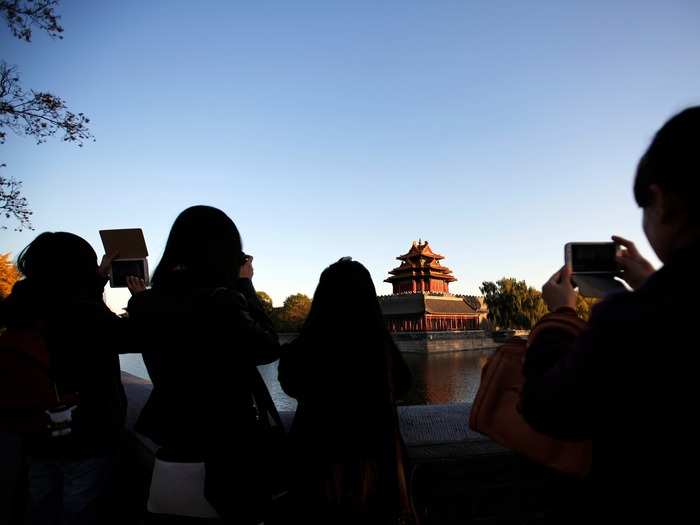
[[378, 240, 481, 332]]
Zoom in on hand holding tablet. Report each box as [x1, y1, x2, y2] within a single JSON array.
[[99, 228, 149, 288]]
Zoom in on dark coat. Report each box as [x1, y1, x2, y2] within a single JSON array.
[[127, 278, 280, 453], [126, 277, 281, 522], [0, 279, 127, 458]]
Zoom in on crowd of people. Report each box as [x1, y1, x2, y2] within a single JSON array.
[[1, 106, 698, 523]]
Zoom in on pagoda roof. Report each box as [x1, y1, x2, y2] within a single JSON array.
[[396, 240, 444, 261], [386, 240, 457, 284], [391, 259, 451, 272], [385, 270, 457, 284]]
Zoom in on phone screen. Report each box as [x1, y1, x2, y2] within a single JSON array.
[[570, 243, 617, 273]]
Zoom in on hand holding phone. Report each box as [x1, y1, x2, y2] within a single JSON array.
[[239, 254, 254, 279], [611, 235, 655, 290], [542, 265, 577, 311]]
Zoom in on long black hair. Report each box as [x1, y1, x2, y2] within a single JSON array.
[[292, 259, 412, 521], [151, 205, 244, 290], [299, 258, 396, 361]]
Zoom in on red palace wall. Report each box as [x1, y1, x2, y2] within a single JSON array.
[[393, 279, 450, 294]]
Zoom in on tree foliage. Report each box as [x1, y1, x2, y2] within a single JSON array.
[[1, 0, 63, 42], [575, 294, 598, 322], [480, 278, 548, 330], [272, 293, 311, 333], [0, 252, 20, 298], [1, 0, 92, 231], [256, 290, 274, 317]]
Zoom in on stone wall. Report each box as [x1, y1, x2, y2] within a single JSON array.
[[280, 331, 500, 354], [392, 330, 500, 354]]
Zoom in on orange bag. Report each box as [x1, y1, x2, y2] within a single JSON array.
[[469, 334, 592, 477]]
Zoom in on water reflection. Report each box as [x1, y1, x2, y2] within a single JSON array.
[[400, 350, 494, 406], [121, 348, 495, 412]]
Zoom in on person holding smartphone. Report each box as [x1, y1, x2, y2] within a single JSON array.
[[522, 107, 700, 521]]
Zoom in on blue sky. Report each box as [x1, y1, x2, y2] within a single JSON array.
[[2, 0, 699, 312]]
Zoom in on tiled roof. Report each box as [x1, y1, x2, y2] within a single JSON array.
[[378, 293, 479, 316], [425, 297, 477, 315]]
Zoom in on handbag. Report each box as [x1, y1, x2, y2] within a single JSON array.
[[147, 450, 220, 519], [469, 330, 592, 477]]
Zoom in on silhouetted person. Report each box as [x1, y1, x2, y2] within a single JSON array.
[[524, 106, 700, 521], [126, 205, 281, 524], [0, 232, 127, 525], [278, 258, 415, 524]]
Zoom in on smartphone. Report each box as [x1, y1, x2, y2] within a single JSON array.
[[564, 242, 619, 274]]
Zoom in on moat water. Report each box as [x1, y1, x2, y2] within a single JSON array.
[[120, 343, 494, 411]]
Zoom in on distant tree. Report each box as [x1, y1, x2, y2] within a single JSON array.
[[273, 293, 311, 333], [480, 278, 548, 330], [1, 0, 93, 231], [0, 252, 20, 298], [256, 290, 274, 317], [575, 294, 598, 322]]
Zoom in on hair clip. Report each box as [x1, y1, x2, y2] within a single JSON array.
[[338, 256, 353, 262]]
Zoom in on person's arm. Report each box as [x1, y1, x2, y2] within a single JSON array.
[[77, 300, 135, 355], [277, 338, 306, 400], [235, 277, 268, 317], [521, 307, 593, 441], [216, 279, 280, 365], [520, 265, 594, 441]]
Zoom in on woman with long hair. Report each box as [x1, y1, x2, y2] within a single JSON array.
[[127, 205, 282, 524], [278, 258, 415, 524]]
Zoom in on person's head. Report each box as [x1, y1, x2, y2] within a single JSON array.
[[301, 258, 388, 348], [634, 106, 700, 262], [17, 231, 101, 299], [152, 205, 244, 289]]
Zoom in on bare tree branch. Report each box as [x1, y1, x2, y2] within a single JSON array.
[[0, 0, 63, 42], [0, 1, 89, 231], [0, 166, 33, 231], [0, 62, 93, 145]]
